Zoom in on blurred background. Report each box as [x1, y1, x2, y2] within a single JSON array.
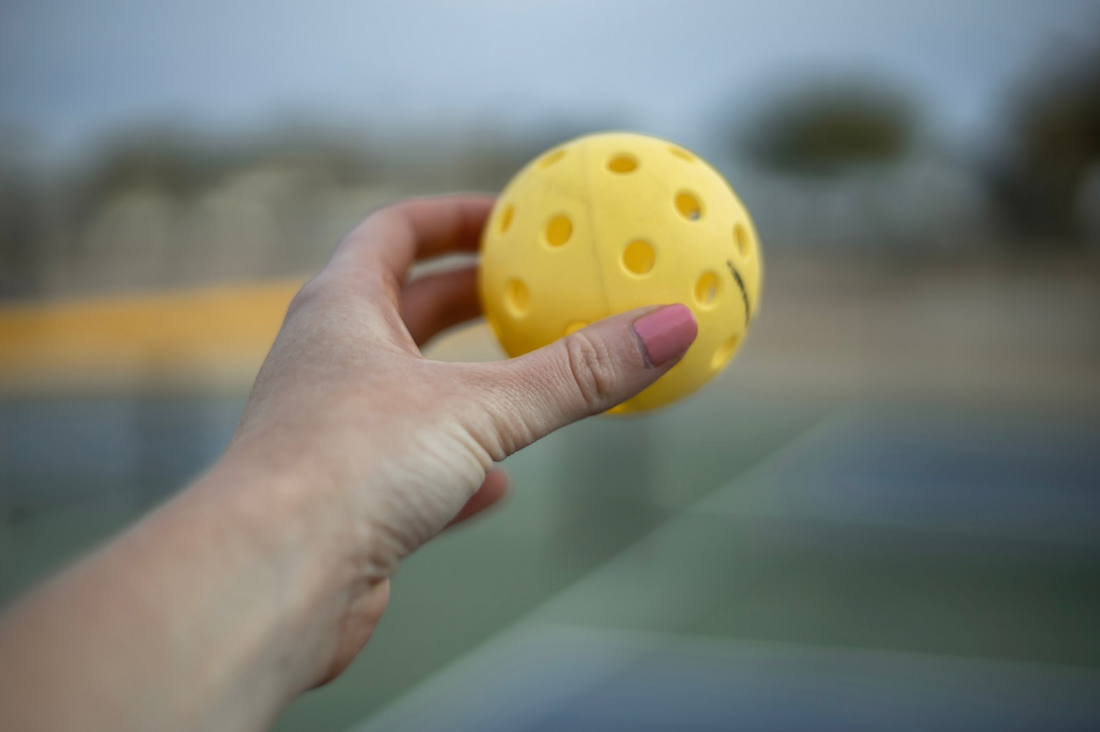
[[2, 1, 1100, 729]]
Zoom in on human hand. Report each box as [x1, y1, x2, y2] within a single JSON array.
[[224, 194, 698, 686]]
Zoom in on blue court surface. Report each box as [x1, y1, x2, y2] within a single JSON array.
[[356, 628, 1100, 732], [353, 410, 1100, 732], [2, 402, 1098, 731]]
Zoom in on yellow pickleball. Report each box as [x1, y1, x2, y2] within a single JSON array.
[[478, 131, 763, 413]]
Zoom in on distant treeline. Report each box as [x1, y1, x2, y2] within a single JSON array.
[[2, 54, 1098, 300]]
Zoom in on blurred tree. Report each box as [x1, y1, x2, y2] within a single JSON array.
[[70, 132, 219, 225], [455, 135, 536, 190], [0, 127, 45, 299], [0, 174, 42, 299], [455, 116, 630, 189], [988, 49, 1100, 245], [728, 80, 930, 252], [70, 128, 375, 224], [738, 82, 917, 176]]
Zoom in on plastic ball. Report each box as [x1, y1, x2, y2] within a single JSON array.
[[478, 131, 762, 413]]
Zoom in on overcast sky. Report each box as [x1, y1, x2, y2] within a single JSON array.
[[1, 0, 1098, 161]]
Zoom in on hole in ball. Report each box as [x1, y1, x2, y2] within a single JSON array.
[[545, 214, 573, 247], [499, 204, 514, 234], [669, 146, 695, 163], [607, 154, 638, 173], [505, 278, 530, 317], [694, 271, 719, 307], [734, 223, 751, 258], [711, 335, 740, 370], [675, 191, 703, 221], [539, 149, 566, 169], [564, 320, 588, 336], [622, 240, 656, 275]]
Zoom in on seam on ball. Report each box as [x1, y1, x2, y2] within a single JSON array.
[[726, 259, 752, 325]]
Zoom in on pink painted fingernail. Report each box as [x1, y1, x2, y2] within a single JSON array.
[[632, 304, 698, 367]]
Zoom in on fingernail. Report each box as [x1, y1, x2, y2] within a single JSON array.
[[632, 304, 698, 367]]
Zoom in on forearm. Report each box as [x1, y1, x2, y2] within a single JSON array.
[[0, 455, 355, 732], [0, 193, 693, 731]]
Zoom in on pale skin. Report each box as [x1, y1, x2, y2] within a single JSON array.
[[0, 195, 698, 731]]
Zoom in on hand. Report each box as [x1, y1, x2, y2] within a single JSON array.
[[0, 194, 699, 732], [220, 194, 699, 686]]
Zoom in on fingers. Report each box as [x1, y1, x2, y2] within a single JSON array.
[[444, 468, 510, 529], [331, 195, 495, 282], [400, 265, 481, 347], [481, 304, 698, 453]]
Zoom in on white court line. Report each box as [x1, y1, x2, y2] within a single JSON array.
[[348, 411, 855, 732]]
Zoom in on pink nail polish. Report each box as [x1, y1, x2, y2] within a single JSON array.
[[632, 304, 698, 367]]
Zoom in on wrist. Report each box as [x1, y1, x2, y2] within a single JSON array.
[[192, 446, 365, 692]]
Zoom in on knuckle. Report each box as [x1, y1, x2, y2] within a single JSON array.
[[366, 198, 417, 234], [457, 367, 536, 459], [373, 267, 403, 301], [563, 332, 620, 409], [364, 198, 405, 224]]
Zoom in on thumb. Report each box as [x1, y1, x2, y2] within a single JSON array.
[[483, 303, 697, 451]]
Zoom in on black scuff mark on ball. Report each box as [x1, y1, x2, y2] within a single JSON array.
[[726, 260, 751, 326]]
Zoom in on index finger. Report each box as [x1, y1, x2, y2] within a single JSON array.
[[331, 194, 496, 278]]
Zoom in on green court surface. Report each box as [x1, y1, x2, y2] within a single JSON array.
[[3, 390, 1098, 730], [350, 409, 1100, 731]]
